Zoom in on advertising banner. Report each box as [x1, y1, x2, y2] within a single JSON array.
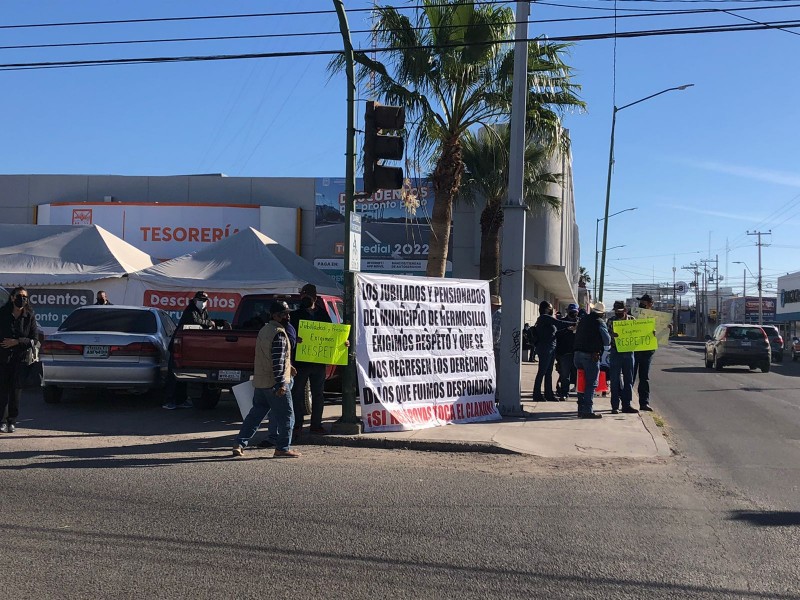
[[355, 273, 500, 432], [611, 319, 658, 352], [296, 321, 350, 366], [314, 178, 452, 284], [41, 202, 262, 261], [140, 288, 241, 323], [745, 297, 776, 320]]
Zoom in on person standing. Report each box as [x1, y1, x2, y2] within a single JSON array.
[[233, 300, 300, 458], [94, 291, 112, 305], [533, 301, 570, 402], [607, 300, 638, 415], [490, 295, 502, 363], [290, 284, 332, 436], [163, 291, 217, 410], [572, 302, 610, 418], [555, 303, 579, 401], [0, 287, 41, 433], [633, 294, 656, 411], [522, 323, 531, 362]]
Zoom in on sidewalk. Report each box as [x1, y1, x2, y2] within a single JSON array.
[[312, 361, 671, 458]]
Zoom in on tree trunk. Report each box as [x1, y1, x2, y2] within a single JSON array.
[[426, 136, 463, 277], [479, 198, 504, 295]]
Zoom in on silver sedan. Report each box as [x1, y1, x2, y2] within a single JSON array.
[[41, 306, 176, 403]]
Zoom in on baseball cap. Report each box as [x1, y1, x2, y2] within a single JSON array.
[[270, 300, 290, 315], [490, 295, 502, 306], [193, 291, 209, 301], [300, 283, 317, 296], [567, 303, 579, 312], [613, 300, 626, 311]]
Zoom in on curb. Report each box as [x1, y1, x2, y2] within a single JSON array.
[[296, 434, 519, 455], [639, 412, 672, 457]]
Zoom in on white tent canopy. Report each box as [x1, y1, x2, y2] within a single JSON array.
[[0, 224, 154, 286], [127, 227, 341, 296]]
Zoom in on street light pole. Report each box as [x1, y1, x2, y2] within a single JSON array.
[[597, 84, 694, 302], [594, 207, 636, 300]]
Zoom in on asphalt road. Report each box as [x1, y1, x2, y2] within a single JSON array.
[[1, 364, 799, 598], [651, 340, 800, 510]]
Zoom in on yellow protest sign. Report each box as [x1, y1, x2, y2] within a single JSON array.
[[296, 320, 351, 365], [612, 318, 658, 352], [632, 307, 672, 346]]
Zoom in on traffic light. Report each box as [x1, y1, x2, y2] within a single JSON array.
[[363, 100, 405, 194]]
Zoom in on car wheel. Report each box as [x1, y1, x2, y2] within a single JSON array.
[[705, 353, 713, 369], [793, 352, 798, 362], [761, 361, 771, 373], [713, 353, 723, 371], [778, 353, 784, 363], [43, 385, 62, 404], [193, 385, 221, 409]]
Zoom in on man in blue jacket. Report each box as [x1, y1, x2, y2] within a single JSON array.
[[573, 302, 611, 418], [532, 301, 572, 402]]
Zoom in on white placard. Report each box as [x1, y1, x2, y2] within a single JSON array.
[[355, 273, 500, 432]]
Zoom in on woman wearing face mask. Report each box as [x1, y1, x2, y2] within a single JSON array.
[[0, 286, 41, 432], [163, 291, 217, 410]]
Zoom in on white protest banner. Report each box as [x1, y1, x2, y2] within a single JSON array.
[[631, 307, 672, 346], [356, 273, 500, 432]]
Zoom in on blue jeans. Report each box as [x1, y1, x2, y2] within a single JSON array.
[[534, 345, 556, 398], [634, 350, 654, 407], [573, 351, 599, 415], [235, 386, 295, 451], [557, 352, 574, 399], [609, 351, 635, 410]]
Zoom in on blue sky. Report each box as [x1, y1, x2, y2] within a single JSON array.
[[2, 0, 799, 301]]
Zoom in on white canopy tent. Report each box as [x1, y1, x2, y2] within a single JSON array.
[[124, 228, 341, 322]]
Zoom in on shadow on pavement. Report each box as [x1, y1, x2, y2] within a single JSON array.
[[728, 511, 800, 527], [661, 366, 715, 374]]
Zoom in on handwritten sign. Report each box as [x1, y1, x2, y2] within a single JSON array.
[[296, 321, 351, 365], [613, 318, 658, 352], [632, 308, 671, 346]]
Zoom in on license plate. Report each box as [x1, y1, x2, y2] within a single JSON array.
[[84, 345, 109, 358], [218, 369, 242, 382], [741, 341, 751, 347]]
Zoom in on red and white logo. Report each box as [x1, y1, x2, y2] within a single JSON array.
[[72, 209, 93, 225]]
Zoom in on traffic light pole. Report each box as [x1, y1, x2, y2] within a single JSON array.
[[333, 0, 360, 433]]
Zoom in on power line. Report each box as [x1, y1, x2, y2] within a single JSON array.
[[2, 19, 800, 73]]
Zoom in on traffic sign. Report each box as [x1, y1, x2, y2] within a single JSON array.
[[675, 281, 688, 296]]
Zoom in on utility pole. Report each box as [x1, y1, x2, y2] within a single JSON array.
[[748, 230, 771, 326], [715, 254, 720, 328], [683, 262, 701, 339]]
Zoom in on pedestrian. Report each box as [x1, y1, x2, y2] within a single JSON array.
[[290, 283, 333, 437], [634, 293, 656, 411], [490, 295, 502, 364], [532, 301, 570, 402], [233, 300, 300, 458], [572, 301, 610, 418], [94, 291, 112, 305], [522, 323, 532, 362], [555, 303, 579, 401], [0, 287, 41, 433], [607, 300, 638, 414], [163, 291, 217, 410]]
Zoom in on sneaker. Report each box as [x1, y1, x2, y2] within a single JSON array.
[[273, 449, 301, 458], [7, 423, 15, 433], [611, 409, 620, 414], [231, 445, 244, 457], [0, 423, 7, 433], [621, 406, 639, 414], [162, 402, 177, 410], [175, 400, 193, 409], [578, 412, 602, 419], [309, 426, 327, 435], [257, 439, 275, 449]]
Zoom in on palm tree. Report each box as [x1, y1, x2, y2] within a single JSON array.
[[458, 124, 561, 294], [332, 0, 583, 277], [578, 266, 591, 288]]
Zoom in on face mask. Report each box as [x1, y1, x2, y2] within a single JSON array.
[[300, 297, 314, 309], [195, 300, 208, 310], [13, 296, 26, 308]]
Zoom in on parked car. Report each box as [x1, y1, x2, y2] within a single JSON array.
[[41, 306, 176, 403], [792, 337, 800, 361], [704, 324, 771, 372], [759, 325, 784, 362]]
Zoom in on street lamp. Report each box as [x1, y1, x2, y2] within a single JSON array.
[[597, 83, 694, 302], [733, 261, 755, 298], [594, 207, 637, 299]]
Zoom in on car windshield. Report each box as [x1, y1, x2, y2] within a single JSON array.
[[726, 327, 763, 340], [59, 309, 158, 334]]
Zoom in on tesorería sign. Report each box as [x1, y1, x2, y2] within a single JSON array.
[[355, 273, 500, 432]]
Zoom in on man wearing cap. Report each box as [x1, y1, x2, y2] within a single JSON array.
[[607, 300, 638, 415], [290, 283, 332, 436], [163, 291, 217, 410], [555, 303, 580, 401], [532, 301, 573, 402], [490, 295, 502, 364], [634, 294, 656, 411], [232, 300, 300, 458], [573, 302, 610, 418]]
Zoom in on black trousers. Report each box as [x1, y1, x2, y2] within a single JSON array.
[[0, 363, 22, 424]]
